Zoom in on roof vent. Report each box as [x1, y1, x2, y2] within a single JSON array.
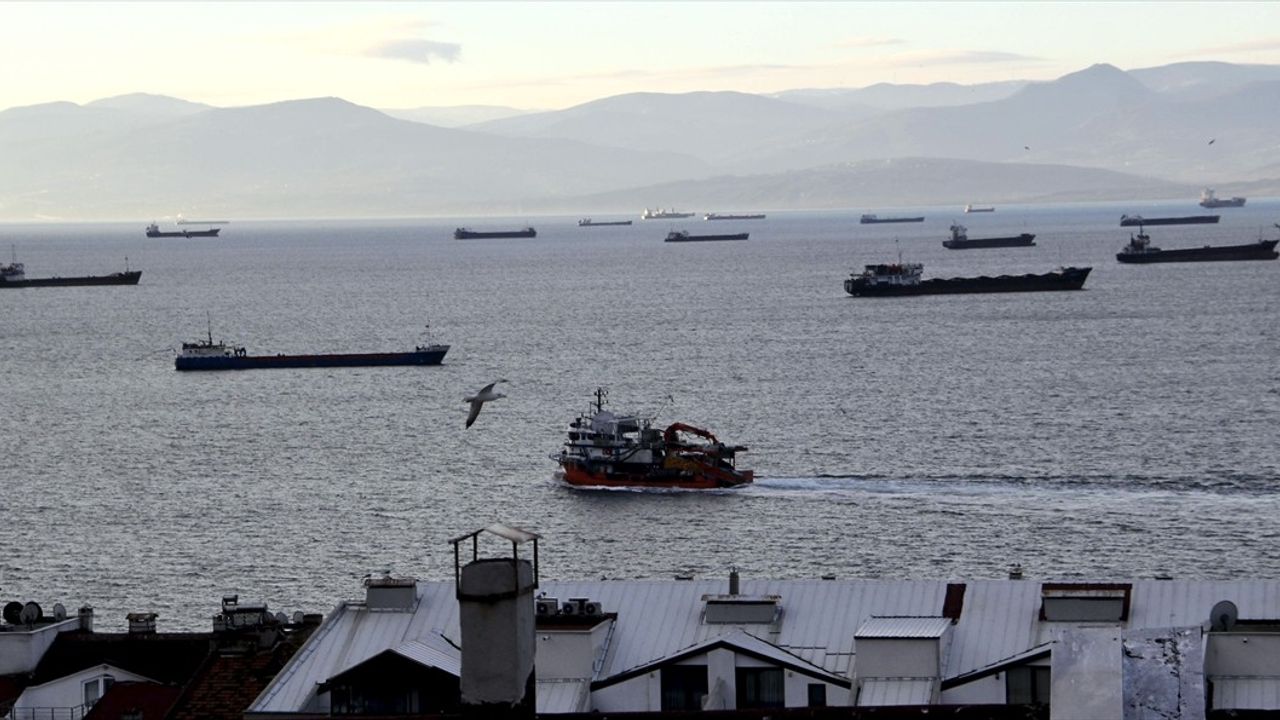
[[364, 574, 418, 611], [1009, 564, 1024, 580], [703, 594, 780, 624], [127, 612, 157, 634]]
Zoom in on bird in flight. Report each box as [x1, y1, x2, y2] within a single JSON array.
[[465, 380, 507, 428], [1208, 138, 1216, 145]]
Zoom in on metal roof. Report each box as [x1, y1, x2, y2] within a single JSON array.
[[857, 678, 935, 706], [855, 617, 953, 639], [1212, 678, 1280, 710], [536, 679, 590, 714], [248, 577, 1280, 714], [387, 636, 461, 678]]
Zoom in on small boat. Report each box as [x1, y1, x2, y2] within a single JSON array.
[[964, 204, 995, 213], [704, 212, 765, 220], [578, 218, 633, 226], [1, 253, 141, 288], [844, 262, 1090, 296], [665, 231, 749, 243], [641, 208, 696, 219], [1199, 189, 1246, 209], [146, 222, 220, 238], [860, 214, 925, 224], [942, 223, 1036, 249], [454, 227, 536, 239], [551, 388, 753, 490], [175, 329, 450, 371], [1119, 214, 1218, 227], [1116, 227, 1279, 264]]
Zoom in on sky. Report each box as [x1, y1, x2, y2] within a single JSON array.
[[2, 1, 1280, 112]]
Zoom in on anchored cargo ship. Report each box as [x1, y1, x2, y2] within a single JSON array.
[[844, 262, 1090, 296], [1120, 214, 1218, 227], [665, 231, 749, 242], [642, 208, 695, 219], [1, 257, 140, 288], [146, 222, 220, 238], [942, 223, 1036, 249], [1199, 189, 1246, 209], [860, 214, 925, 224], [704, 212, 765, 220], [551, 388, 753, 490], [964, 204, 995, 213], [1116, 227, 1279, 264], [454, 227, 536, 239], [578, 218, 633, 226], [175, 331, 449, 371]]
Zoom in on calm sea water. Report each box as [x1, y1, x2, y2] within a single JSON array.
[[3, 201, 1279, 629]]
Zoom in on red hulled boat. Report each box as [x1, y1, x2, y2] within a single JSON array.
[[552, 388, 753, 490]]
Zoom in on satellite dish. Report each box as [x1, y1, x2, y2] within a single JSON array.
[[2, 601, 22, 625], [52, 603, 67, 621], [1211, 600, 1238, 631], [275, 612, 288, 625], [19, 602, 42, 625]]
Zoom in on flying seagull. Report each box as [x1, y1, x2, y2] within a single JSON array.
[[1208, 138, 1216, 145], [464, 380, 507, 428]]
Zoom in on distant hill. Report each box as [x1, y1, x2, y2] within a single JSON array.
[[1129, 61, 1280, 98], [86, 93, 213, 117], [773, 80, 1027, 111], [380, 104, 531, 128]]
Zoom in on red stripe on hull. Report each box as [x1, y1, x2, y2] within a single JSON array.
[[560, 464, 752, 490]]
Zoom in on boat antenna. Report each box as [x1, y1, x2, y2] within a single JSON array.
[[895, 237, 902, 265], [593, 387, 608, 413], [205, 311, 213, 345]]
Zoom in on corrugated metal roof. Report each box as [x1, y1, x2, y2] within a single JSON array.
[[388, 636, 460, 677], [536, 679, 590, 713], [1212, 678, 1280, 710], [855, 617, 952, 639], [598, 629, 848, 688], [857, 678, 935, 706], [248, 578, 1280, 714]]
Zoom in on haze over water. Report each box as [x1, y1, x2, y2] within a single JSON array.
[[3, 200, 1279, 629]]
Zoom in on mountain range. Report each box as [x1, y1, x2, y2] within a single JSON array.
[[1, 61, 1278, 220]]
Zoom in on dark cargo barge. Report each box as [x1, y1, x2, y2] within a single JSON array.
[[1116, 229, 1279, 264], [665, 231, 749, 242], [1, 259, 140, 288], [175, 333, 449, 371], [1119, 214, 1218, 227], [844, 262, 1090, 297], [942, 223, 1036, 249], [454, 227, 536, 239]]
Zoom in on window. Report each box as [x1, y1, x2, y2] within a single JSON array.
[[1040, 583, 1130, 622], [1006, 666, 1051, 705], [736, 667, 784, 709], [83, 675, 114, 708], [661, 665, 708, 711], [807, 683, 827, 707]]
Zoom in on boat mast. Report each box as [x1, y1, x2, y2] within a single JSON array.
[[594, 387, 607, 413]]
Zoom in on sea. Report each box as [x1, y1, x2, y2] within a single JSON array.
[[3, 200, 1279, 630]]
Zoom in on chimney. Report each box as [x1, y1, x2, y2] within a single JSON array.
[[365, 575, 418, 611], [451, 523, 541, 719], [728, 567, 740, 596], [126, 613, 157, 634], [78, 606, 94, 632]]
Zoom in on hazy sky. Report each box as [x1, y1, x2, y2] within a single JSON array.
[[3, 1, 1279, 111]]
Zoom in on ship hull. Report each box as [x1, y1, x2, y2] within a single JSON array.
[[861, 217, 925, 224], [1119, 216, 1218, 227], [176, 347, 449, 371], [705, 214, 765, 220], [845, 267, 1091, 296], [1200, 199, 1246, 208], [454, 229, 536, 239], [943, 233, 1036, 249], [665, 233, 749, 242], [1, 271, 141, 288], [579, 221, 632, 226], [560, 462, 753, 490], [146, 229, 220, 238], [1117, 240, 1279, 264]]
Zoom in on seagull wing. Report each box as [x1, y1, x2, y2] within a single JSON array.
[[478, 381, 497, 395], [465, 399, 484, 428]]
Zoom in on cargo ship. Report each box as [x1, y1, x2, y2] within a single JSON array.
[[146, 223, 220, 238], [174, 331, 449, 371], [844, 262, 1090, 296], [1, 258, 141, 288], [641, 208, 695, 219], [551, 388, 753, 490], [942, 223, 1036, 249], [1116, 227, 1279, 264], [578, 218, 633, 226], [454, 227, 536, 239], [704, 212, 765, 220], [964, 204, 995, 213], [1199, 189, 1246, 209], [665, 231, 749, 242], [860, 214, 925, 224], [1119, 214, 1218, 227]]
